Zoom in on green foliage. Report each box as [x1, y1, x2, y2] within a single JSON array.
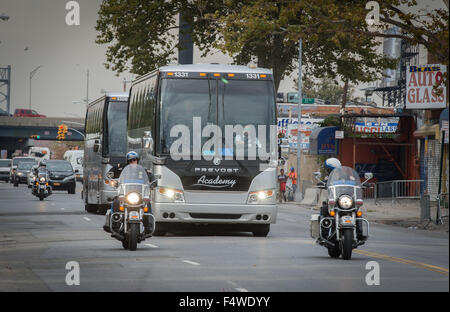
[[95, 0, 448, 90], [303, 77, 355, 105], [95, 0, 223, 75]]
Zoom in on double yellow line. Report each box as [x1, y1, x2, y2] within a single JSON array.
[[354, 249, 449, 276]]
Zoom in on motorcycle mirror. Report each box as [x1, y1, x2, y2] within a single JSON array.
[[313, 171, 321, 179], [364, 172, 373, 180], [105, 171, 114, 179], [152, 156, 167, 165]]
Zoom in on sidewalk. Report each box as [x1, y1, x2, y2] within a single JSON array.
[[283, 199, 449, 233]]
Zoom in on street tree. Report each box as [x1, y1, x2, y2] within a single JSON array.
[[95, 0, 224, 75], [210, 0, 398, 108]]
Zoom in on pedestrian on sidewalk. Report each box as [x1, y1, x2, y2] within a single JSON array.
[[278, 168, 287, 203], [288, 167, 297, 201]]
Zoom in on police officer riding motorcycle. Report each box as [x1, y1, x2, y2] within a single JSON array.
[[310, 158, 372, 260], [31, 162, 52, 201], [103, 151, 157, 250]]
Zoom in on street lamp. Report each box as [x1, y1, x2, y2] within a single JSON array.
[[76, 65, 90, 104], [280, 26, 303, 202], [29, 66, 42, 110]]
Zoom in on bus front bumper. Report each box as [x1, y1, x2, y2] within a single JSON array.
[[153, 202, 277, 224]]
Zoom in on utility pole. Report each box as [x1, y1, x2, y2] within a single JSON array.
[[178, 12, 193, 64], [86, 69, 89, 104], [295, 39, 303, 202]]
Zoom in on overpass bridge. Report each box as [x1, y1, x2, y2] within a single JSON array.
[[0, 116, 85, 157]]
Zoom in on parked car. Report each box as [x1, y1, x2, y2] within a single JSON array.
[[13, 109, 46, 118], [10, 157, 38, 183], [13, 162, 35, 187], [44, 160, 77, 194], [0, 159, 11, 182]]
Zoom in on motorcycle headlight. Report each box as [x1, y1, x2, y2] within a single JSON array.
[[248, 190, 274, 204], [18, 172, 23, 176], [39, 177, 46, 182], [159, 187, 185, 202], [32, 176, 36, 181], [338, 195, 353, 209], [126, 192, 142, 205]]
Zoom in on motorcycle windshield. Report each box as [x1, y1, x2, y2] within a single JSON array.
[[327, 166, 362, 200], [118, 164, 150, 198]]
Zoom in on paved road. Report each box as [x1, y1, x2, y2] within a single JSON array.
[[0, 181, 448, 292]]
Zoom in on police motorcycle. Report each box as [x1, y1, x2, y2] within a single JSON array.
[[104, 164, 158, 251], [310, 159, 372, 260], [31, 166, 52, 201]]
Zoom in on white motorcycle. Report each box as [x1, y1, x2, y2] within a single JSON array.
[[104, 165, 157, 251], [310, 166, 372, 260]]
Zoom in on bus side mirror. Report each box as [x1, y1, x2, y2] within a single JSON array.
[[143, 131, 154, 153], [152, 156, 167, 165], [94, 141, 101, 153]]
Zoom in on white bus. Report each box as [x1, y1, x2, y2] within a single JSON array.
[[82, 93, 129, 214], [63, 150, 84, 181], [127, 64, 278, 236]]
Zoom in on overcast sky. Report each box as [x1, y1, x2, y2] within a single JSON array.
[[0, 0, 446, 117]]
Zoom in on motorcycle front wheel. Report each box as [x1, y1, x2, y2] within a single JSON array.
[[341, 228, 353, 260], [127, 223, 139, 251]]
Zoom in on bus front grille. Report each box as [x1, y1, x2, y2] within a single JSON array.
[[189, 213, 242, 220]]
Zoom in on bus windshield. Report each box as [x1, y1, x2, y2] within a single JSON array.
[[106, 101, 128, 157], [159, 78, 275, 156]]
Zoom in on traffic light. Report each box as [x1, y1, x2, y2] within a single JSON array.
[[57, 124, 68, 140], [30, 134, 41, 139]]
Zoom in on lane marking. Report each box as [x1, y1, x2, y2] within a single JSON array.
[[182, 260, 200, 266], [354, 249, 449, 276], [60, 208, 65, 210], [145, 243, 159, 248], [227, 280, 249, 293], [83, 217, 91, 222]]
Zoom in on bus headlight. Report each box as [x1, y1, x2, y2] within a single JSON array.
[[159, 187, 185, 203], [338, 195, 353, 209], [248, 190, 273, 204], [126, 192, 142, 205]]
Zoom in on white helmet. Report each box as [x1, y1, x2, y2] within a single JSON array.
[[325, 158, 341, 171]]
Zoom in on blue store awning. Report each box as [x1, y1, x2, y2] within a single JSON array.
[[308, 126, 339, 155]]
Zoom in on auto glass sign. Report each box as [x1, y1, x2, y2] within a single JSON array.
[[406, 64, 447, 109]]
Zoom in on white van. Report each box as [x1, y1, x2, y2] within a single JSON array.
[[63, 150, 84, 181], [28, 147, 51, 161]]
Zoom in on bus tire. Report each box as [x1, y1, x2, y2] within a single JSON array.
[[252, 224, 270, 237], [99, 205, 109, 215], [153, 223, 167, 236], [85, 203, 97, 214]]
